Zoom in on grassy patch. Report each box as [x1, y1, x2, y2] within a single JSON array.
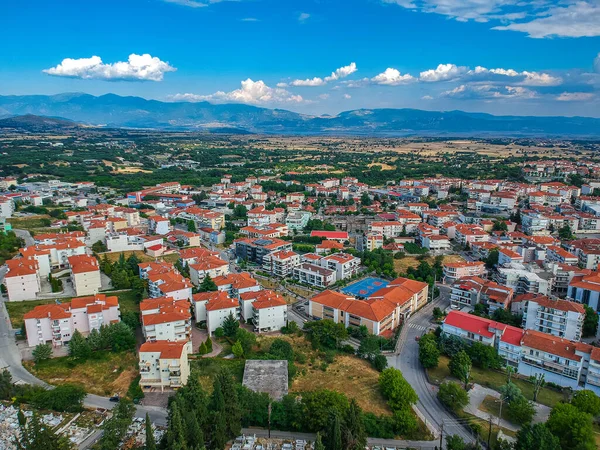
[[455, 409, 516, 449], [479, 395, 512, 423], [101, 250, 179, 264], [428, 356, 565, 408], [256, 278, 296, 303], [112, 290, 140, 314], [190, 358, 246, 391], [7, 215, 52, 231], [25, 350, 138, 396], [394, 254, 464, 275]]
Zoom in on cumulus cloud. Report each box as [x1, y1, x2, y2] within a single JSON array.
[[557, 92, 596, 101], [170, 79, 304, 105], [43, 54, 176, 81], [443, 84, 537, 99], [419, 64, 467, 82], [383, 0, 600, 38], [493, 1, 600, 38], [287, 63, 357, 87], [298, 12, 310, 23], [343, 94, 352, 99], [467, 66, 562, 86], [421, 95, 434, 100], [371, 68, 415, 85]]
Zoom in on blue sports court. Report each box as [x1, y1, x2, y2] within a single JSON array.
[[341, 277, 389, 298]]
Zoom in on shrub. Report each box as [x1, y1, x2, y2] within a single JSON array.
[[438, 382, 469, 412]]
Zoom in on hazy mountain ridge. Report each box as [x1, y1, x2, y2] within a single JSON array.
[[1, 93, 599, 137]]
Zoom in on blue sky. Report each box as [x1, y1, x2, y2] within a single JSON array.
[[1, 0, 599, 116]]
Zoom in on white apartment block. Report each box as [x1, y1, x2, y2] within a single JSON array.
[[68, 254, 102, 296], [262, 250, 301, 277], [140, 297, 192, 343], [320, 253, 361, 281], [293, 263, 336, 288], [240, 289, 287, 332], [0, 196, 15, 218], [139, 341, 191, 392], [518, 294, 584, 341], [4, 258, 41, 301]]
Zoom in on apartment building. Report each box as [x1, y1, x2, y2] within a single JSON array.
[[316, 240, 345, 255], [68, 254, 102, 296], [139, 341, 191, 392], [205, 293, 240, 336], [321, 253, 361, 281], [149, 216, 172, 235], [568, 271, 600, 310], [241, 289, 287, 332], [568, 239, 600, 270], [262, 250, 301, 277], [147, 270, 193, 301], [443, 261, 486, 284], [187, 252, 230, 286], [4, 258, 41, 301], [293, 263, 336, 288], [0, 196, 15, 218], [213, 272, 262, 298], [450, 276, 513, 313], [285, 211, 312, 231], [140, 297, 192, 343], [368, 221, 404, 239], [24, 294, 120, 347], [454, 224, 489, 247], [515, 294, 584, 341], [235, 237, 293, 265], [247, 206, 283, 226], [358, 233, 384, 252]]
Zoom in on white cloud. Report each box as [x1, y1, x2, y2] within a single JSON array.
[[421, 95, 434, 100], [557, 92, 595, 101], [371, 68, 415, 85], [384, 0, 600, 38], [344, 94, 352, 99], [170, 79, 304, 105], [298, 12, 311, 23], [290, 77, 325, 87], [287, 63, 357, 87], [241, 17, 259, 22], [521, 71, 562, 86], [467, 66, 562, 86], [443, 84, 537, 99], [324, 62, 358, 82], [492, 1, 600, 38], [318, 94, 330, 100], [419, 63, 467, 82], [163, 0, 240, 7], [43, 54, 176, 81], [595, 53, 600, 73]]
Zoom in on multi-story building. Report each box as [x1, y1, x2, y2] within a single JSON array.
[[285, 211, 312, 231], [450, 276, 513, 312], [187, 255, 230, 286], [24, 294, 120, 347], [205, 293, 240, 336], [147, 270, 193, 301], [4, 258, 41, 301], [494, 263, 552, 296], [568, 239, 600, 270], [516, 294, 584, 341], [368, 221, 404, 239], [139, 341, 191, 392], [213, 272, 262, 298], [235, 237, 293, 265], [568, 270, 600, 310], [443, 261, 486, 284], [0, 196, 15, 218], [316, 240, 345, 255], [68, 254, 102, 296], [262, 250, 301, 277], [241, 289, 288, 332], [454, 224, 489, 247], [140, 297, 192, 343], [320, 253, 361, 281], [293, 263, 336, 288], [148, 216, 172, 235], [358, 233, 384, 252], [545, 246, 579, 266]]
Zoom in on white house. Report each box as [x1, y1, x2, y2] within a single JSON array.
[[139, 340, 191, 392]]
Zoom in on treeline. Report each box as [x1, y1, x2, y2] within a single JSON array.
[[99, 253, 147, 301]]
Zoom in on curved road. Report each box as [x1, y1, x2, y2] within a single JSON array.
[[388, 286, 476, 446]]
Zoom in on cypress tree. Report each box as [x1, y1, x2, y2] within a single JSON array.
[[145, 413, 157, 450]]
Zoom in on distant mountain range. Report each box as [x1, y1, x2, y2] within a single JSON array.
[[0, 114, 80, 132], [1, 93, 600, 137]]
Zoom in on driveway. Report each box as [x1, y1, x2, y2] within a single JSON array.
[[192, 326, 222, 357]]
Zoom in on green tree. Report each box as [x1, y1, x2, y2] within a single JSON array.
[[530, 373, 545, 402], [546, 403, 596, 450], [0, 370, 14, 400], [235, 328, 257, 355], [145, 412, 157, 450], [222, 312, 239, 338], [500, 382, 522, 404], [232, 341, 244, 358], [572, 389, 600, 416], [493, 221, 508, 232], [109, 321, 136, 352], [269, 339, 294, 361], [558, 224, 575, 240], [507, 396, 535, 425], [32, 343, 52, 364], [378, 368, 418, 411], [342, 399, 367, 450], [205, 336, 213, 353], [304, 319, 348, 350], [187, 220, 197, 232], [68, 330, 91, 359], [15, 412, 71, 450], [199, 342, 208, 355], [199, 274, 218, 292], [91, 240, 108, 253], [314, 432, 325, 450], [515, 423, 560, 450], [165, 401, 188, 450], [357, 335, 382, 362], [373, 354, 388, 372], [392, 407, 417, 436], [484, 248, 499, 268], [326, 409, 343, 450], [467, 342, 501, 369], [298, 389, 349, 432], [445, 435, 466, 450], [582, 306, 598, 338], [438, 382, 469, 412], [449, 350, 472, 390], [418, 333, 440, 368]]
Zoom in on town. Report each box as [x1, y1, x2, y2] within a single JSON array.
[[1, 133, 600, 450]]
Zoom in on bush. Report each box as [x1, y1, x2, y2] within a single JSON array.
[[32, 344, 52, 364], [214, 327, 224, 338], [507, 396, 535, 425], [31, 384, 86, 412], [418, 333, 440, 369], [373, 354, 388, 372], [127, 375, 144, 401], [379, 368, 417, 411]]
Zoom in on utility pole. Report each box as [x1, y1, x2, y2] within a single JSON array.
[[497, 397, 504, 428], [268, 402, 272, 439], [439, 420, 444, 450], [487, 415, 493, 448]]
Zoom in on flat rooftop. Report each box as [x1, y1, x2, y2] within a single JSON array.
[[242, 360, 288, 401]]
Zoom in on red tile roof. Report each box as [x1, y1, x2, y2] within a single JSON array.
[[139, 341, 187, 359]]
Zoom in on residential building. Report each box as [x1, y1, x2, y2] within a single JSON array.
[[140, 297, 192, 342], [516, 294, 584, 341], [262, 250, 301, 277], [235, 237, 293, 265], [285, 211, 312, 231], [293, 263, 336, 288], [495, 263, 552, 296], [213, 272, 262, 298], [320, 253, 361, 281], [443, 261, 486, 284], [242, 289, 288, 332], [316, 240, 345, 255], [450, 276, 513, 312], [4, 258, 41, 301], [149, 216, 172, 235], [68, 254, 102, 296], [205, 293, 240, 336], [568, 271, 600, 310], [24, 294, 120, 347], [147, 270, 193, 301], [139, 341, 191, 391]]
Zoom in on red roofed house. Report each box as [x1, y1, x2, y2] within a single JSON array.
[[443, 260, 486, 284], [450, 276, 513, 313], [568, 270, 600, 312], [262, 250, 301, 277], [240, 289, 288, 332], [24, 293, 120, 347], [139, 340, 191, 391], [4, 258, 41, 301], [68, 254, 102, 296], [310, 230, 349, 242], [140, 296, 192, 342]]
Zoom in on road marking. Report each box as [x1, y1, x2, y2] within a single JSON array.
[[408, 323, 427, 331]]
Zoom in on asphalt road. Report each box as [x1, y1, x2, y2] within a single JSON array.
[[388, 285, 477, 447]]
